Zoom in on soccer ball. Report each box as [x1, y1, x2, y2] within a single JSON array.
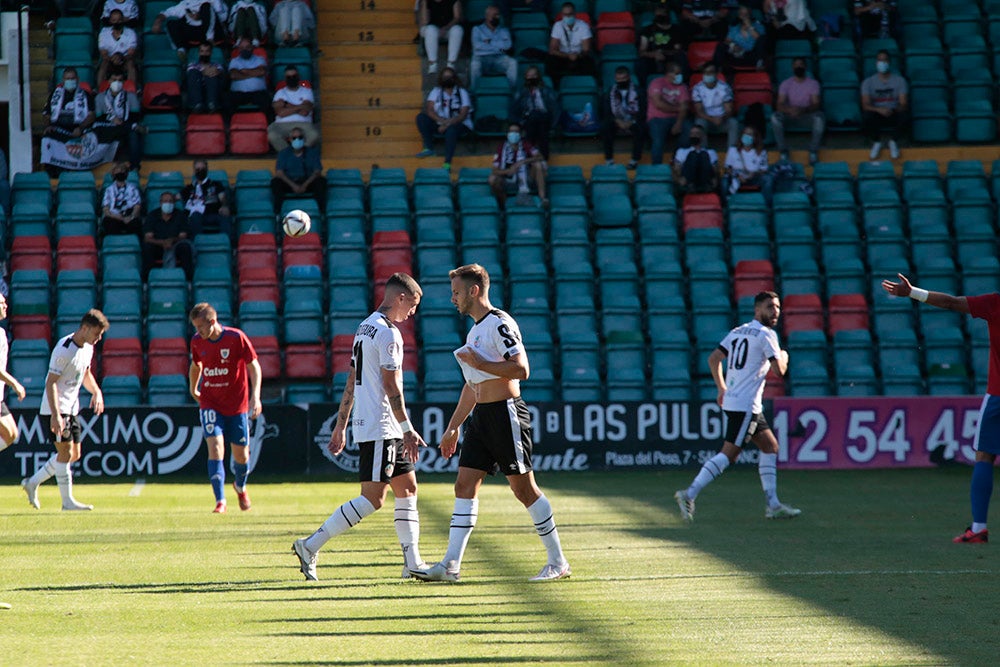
[[282, 209, 311, 237]]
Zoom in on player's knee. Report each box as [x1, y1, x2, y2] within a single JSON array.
[[512, 486, 540, 507], [454, 480, 477, 498]]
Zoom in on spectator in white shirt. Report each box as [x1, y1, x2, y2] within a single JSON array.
[[415, 67, 473, 170], [546, 2, 596, 86], [97, 10, 138, 84], [268, 65, 319, 151], [270, 0, 316, 46], [420, 0, 464, 75], [471, 4, 517, 88], [101, 0, 139, 27], [691, 62, 739, 146], [152, 0, 228, 57], [227, 37, 270, 115], [724, 125, 772, 201], [101, 162, 142, 236], [229, 0, 267, 44]]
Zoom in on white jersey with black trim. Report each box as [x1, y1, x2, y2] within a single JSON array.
[[0, 327, 8, 402], [350, 311, 405, 442], [459, 309, 526, 385], [39, 334, 95, 417], [718, 319, 781, 414]]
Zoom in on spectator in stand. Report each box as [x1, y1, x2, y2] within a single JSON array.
[[420, 0, 463, 75], [268, 65, 319, 151], [673, 124, 718, 193], [415, 67, 473, 171], [0, 148, 9, 216], [546, 2, 596, 87], [42, 68, 95, 145], [714, 5, 765, 80], [143, 192, 194, 281], [678, 0, 729, 44], [180, 159, 231, 237], [93, 70, 145, 171], [229, 0, 266, 44], [186, 41, 224, 113], [691, 62, 739, 147], [271, 127, 326, 213], [724, 124, 772, 201], [152, 0, 229, 58], [771, 57, 824, 164], [636, 6, 688, 86], [861, 49, 908, 161], [854, 0, 897, 41], [601, 66, 644, 170], [762, 0, 815, 43], [489, 121, 548, 210], [101, 0, 139, 27], [227, 37, 270, 115], [97, 9, 139, 84], [101, 162, 142, 236], [470, 4, 517, 89], [270, 0, 316, 46], [647, 61, 692, 166], [510, 66, 558, 160]]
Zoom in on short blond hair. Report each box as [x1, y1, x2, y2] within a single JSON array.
[[449, 263, 490, 291]]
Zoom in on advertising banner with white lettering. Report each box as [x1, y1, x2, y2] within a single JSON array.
[[772, 396, 984, 469], [0, 407, 309, 480]]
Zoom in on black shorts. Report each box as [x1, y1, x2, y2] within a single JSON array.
[[0, 402, 9, 418], [357, 439, 415, 483], [46, 413, 81, 444], [459, 397, 534, 476], [723, 410, 770, 447]]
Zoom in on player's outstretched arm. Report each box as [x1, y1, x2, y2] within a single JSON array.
[[247, 359, 262, 419], [380, 367, 426, 462], [882, 273, 970, 314], [440, 384, 477, 459], [0, 367, 26, 401], [83, 367, 104, 415], [328, 367, 356, 456]]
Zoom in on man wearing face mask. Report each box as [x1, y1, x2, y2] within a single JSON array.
[[647, 62, 692, 166], [97, 9, 138, 84], [637, 6, 688, 85], [415, 67, 473, 170], [691, 62, 739, 147], [861, 49, 907, 160], [771, 56, 824, 164], [510, 66, 558, 160], [186, 41, 224, 113], [268, 65, 319, 152], [546, 2, 595, 87], [180, 159, 231, 237], [601, 66, 645, 170], [93, 71, 144, 171], [101, 162, 142, 236], [227, 37, 270, 115], [470, 4, 517, 89], [43, 68, 96, 144], [271, 128, 326, 213], [489, 122, 547, 210], [673, 125, 718, 194], [143, 192, 194, 281]]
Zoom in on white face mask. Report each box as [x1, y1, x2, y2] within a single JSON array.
[[507, 131, 521, 144], [63, 78, 78, 92], [109, 80, 124, 93], [161, 202, 175, 214], [876, 61, 890, 74]]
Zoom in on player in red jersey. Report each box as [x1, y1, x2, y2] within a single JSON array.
[[188, 302, 262, 513]]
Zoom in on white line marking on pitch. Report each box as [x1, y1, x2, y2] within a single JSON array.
[[595, 569, 993, 581], [128, 479, 146, 497]]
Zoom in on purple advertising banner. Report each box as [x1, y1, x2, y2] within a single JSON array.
[[772, 396, 985, 469]]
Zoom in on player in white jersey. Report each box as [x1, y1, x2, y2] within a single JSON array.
[[0, 294, 27, 451], [412, 263, 571, 583], [293, 273, 429, 580], [21, 309, 109, 511], [675, 291, 801, 521]]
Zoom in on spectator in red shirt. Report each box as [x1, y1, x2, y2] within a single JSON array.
[[770, 56, 824, 164], [488, 121, 547, 210], [647, 61, 692, 165]]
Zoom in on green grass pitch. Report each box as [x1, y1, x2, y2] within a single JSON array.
[[1, 468, 998, 665]]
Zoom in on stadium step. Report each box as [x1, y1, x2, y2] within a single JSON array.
[[324, 25, 417, 43], [323, 58, 424, 78]]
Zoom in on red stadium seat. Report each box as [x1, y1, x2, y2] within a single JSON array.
[[252, 335, 281, 378], [371, 230, 412, 250], [733, 260, 775, 300], [763, 369, 786, 398], [734, 88, 773, 110], [185, 114, 226, 155], [101, 337, 143, 379], [11, 316, 52, 344], [229, 112, 269, 155], [285, 343, 328, 379], [282, 232, 323, 268], [687, 42, 719, 71], [682, 193, 723, 230], [142, 81, 181, 111], [239, 266, 280, 305], [828, 293, 869, 335], [733, 72, 771, 91], [56, 236, 98, 274], [10, 236, 52, 276], [596, 12, 635, 51], [330, 343, 352, 375], [782, 293, 824, 334], [238, 233, 278, 273], [148, 337, 189, 376], [403, 345, 418, 372]]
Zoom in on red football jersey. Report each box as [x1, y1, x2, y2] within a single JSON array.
[[190, 326, 258, 415], [968, 294, 1000, 396]]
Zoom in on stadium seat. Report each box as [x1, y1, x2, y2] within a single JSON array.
[[148, 338, 189, 376], [10, 236, 52, 276], [828, 294, 869, 335], [144, 115, 183, 156], [56, 236, 98, 274], [782, 294, 824, 334], [229, 112, 269, 154], [102, 375, 143, 407], [733, 260, 774, 301], [147, 375, 192, 404], [285, 344, 328, 380], [682, 193, 723, 230], [100, 337, 143, 379]]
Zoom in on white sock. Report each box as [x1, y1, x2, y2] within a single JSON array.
[[394, 496, 423, 568], [687, 453, 730, 500], [758, 453, 780, 508], [54, 460, 74, 505], [304, 496, 376, 553], [973, 522, 988, 533], [29, 455, 58, 487], [527, 495, 567, 567], [442, 498, 478, 569]]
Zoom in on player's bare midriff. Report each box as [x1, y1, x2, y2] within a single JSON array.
[[470, 378, 520, 404]]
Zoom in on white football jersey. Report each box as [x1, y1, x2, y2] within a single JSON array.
[[40, 334, 95, 416], [0, 327, 8, 403], [718, 319, 781, 414], [459, 309, 526, 385], [349, 311, 405, 442]]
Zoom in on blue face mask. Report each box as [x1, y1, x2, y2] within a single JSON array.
[[507, 131, 521, 145], [563, 15, 575, 27], [291, 138, 305, 150], [673, 73, 683, 85], [876, 61, 890, 74], [741, 134, 754, 147], [161, 202, 175, 214], [63, 78, 78, 92], [702, 74, 716, 85]]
